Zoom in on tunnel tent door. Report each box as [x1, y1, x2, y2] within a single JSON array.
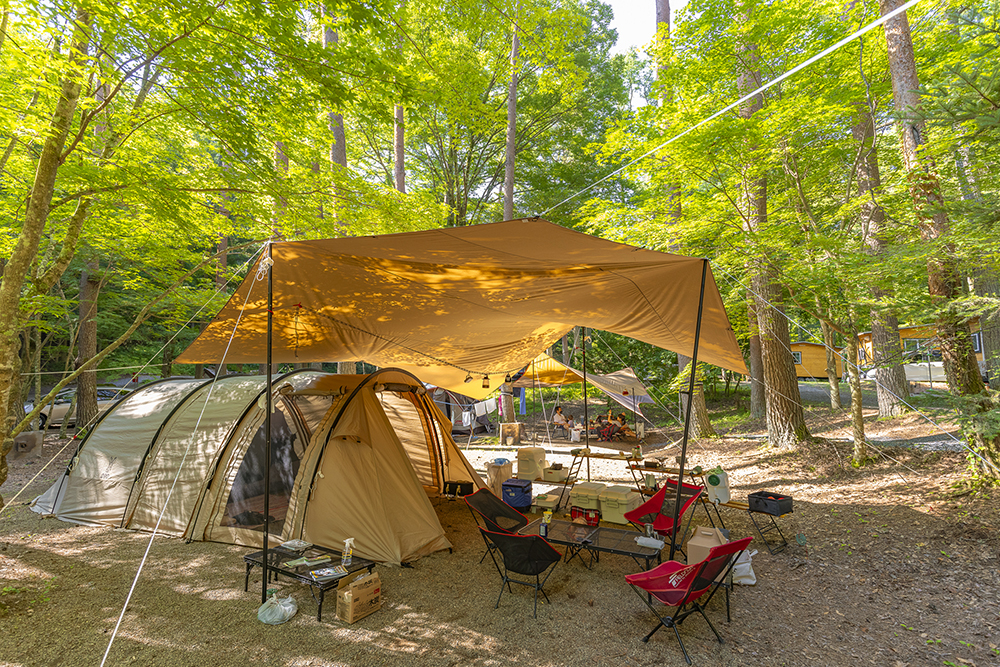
[[221, 398, 305, 535]]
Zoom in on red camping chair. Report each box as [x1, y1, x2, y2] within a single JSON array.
[[625, 536, 753, 664], [624, 479, 704, 553]]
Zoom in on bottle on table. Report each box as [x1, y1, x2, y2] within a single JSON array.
[[342, 538, 354, 567]]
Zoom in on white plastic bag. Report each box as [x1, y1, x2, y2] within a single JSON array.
[[731, 549, 758, 585], [257, 595, 298, 625]]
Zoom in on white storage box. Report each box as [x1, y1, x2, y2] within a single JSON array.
[[599, 485, 642, 524], [569, 481, 606, 510], [517, 446, 547, 480], [531, 493, 561, 513], [542, 466, 569, 482]]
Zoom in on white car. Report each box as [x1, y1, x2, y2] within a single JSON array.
[[863, 350, 946, 383], [30, 386, 132, 428]]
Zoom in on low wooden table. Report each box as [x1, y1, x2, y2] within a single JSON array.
[[243, 544, 376, 621]]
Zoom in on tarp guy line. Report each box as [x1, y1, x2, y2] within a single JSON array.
[[539, 0, 924, 217], [1, 247, 266, 518], [100, 250, 265, 667], [716, 266, 998, 477], [714, 267, 921, 480]]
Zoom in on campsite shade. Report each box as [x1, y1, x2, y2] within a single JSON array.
[[513, 352, 654, 416], [177, 219, 746, 400]]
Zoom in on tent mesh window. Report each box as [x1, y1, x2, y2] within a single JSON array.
[[224, 402, 303, 532]]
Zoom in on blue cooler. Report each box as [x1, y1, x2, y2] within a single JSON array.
[[501, 478, 532, 514]]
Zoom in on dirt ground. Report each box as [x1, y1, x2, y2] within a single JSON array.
[[1, 402, 998, 667]]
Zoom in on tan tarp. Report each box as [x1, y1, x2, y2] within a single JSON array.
[[178, 219, 746, 401], [513, 352, 653, 415]]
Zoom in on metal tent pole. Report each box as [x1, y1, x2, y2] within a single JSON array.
[[582, 327, 590, 480], [668, 259, 708, 562], [261, 243, 273, 604]]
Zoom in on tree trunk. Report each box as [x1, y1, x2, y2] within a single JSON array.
[[76, 260, 100, 428], [325, 13, 348, 228], [561, 334, 569, 364], [0, 10, 90, 488], [954, 139, 1000, 390], [845, 325, 867, 465], [820, 320, 842, 410], [31, 324, 42, 430], [503, 21, 519, 221], [853, 100, 910, 414], [747, 294, 765, 419], [752, 269, 810, 448], [394, 103, 406, 193], [972, 269, 1000, 390], [679, 355, 716, 438], [880, 0, 981, 396]]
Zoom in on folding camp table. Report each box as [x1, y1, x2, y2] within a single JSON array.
[[520, 519, 662, 571], [243, 545, 376, 621]]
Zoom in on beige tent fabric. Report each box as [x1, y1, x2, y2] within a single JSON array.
[[32, 369, 481, 564], [178, 219, 746, 401], [124, 376, 272, 536], [297, 380, 454, 563], [31, 378, 209, 523]]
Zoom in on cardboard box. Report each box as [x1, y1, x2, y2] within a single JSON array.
[[685, 527, 728, 581], [336, 570, 382, 624]]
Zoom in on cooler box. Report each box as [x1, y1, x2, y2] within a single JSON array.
[[542, 466, 569, 482], [599, 485, 642, 524], [501, 478, 532, 513], [532, 493, 561, 513], [517, 446, 547, 481], [570, 506, 601, 526], [569, 481, 606, 512]]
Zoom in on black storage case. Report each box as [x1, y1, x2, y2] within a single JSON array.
[[748, 491, 793, 516], [444, 481, 474, 497]]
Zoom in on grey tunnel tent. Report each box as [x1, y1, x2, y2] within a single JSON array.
[[32, 369, 483, 564]]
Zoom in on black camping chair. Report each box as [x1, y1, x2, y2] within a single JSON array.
[[479, 528, 562, 618], [465, 488, 530, 572]]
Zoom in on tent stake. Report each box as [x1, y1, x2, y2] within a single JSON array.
[[262, 243, 273, 605], [669, 259, 708, 562]]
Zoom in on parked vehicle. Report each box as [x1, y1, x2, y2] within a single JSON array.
[[29, 386, 132, 428], [863, 349, 946, 384]]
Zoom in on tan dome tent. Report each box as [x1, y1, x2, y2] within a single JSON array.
[[32, 369, 482, 564]]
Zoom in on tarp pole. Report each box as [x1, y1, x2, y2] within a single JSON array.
[[261, 243, 273, 604], [582, 326, 590, 481], [669, 259, 708, 561]]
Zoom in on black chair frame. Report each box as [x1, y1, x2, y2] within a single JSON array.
[[465, 488, 529, 573], [479, 528, 561, 618]]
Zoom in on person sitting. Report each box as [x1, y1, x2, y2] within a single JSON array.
[[552, 406, 575, 434], [616, 412, 636, 438]]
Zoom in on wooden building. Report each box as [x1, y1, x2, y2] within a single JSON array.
[[857, 319, 984, 365], [790, 342, 844, 379]]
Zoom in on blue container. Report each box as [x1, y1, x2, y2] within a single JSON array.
[[501, 478, 532, 513]]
